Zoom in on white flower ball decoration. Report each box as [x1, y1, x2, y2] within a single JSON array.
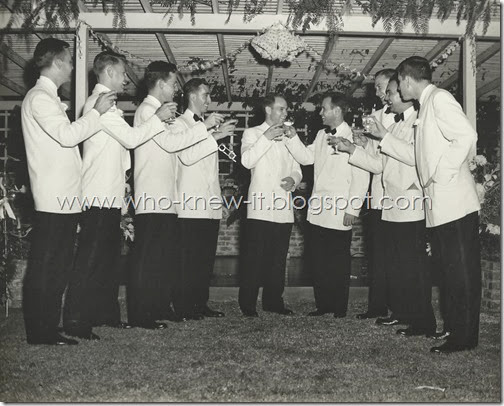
[[251, 23, 306, 63]]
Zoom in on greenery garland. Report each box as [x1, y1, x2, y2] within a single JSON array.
[[2, 0, 497, 38]]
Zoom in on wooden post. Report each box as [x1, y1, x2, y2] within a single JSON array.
[[462, 37, 477, 130], [75, 22, 89, 120]]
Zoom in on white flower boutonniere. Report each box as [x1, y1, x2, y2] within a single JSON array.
[[413, 119, 420, 127]]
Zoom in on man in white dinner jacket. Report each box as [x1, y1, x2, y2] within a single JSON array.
[[238, 93, 302, 317], [396, 56, 481, 354], [339, 74, 437, 337], [21, 38, 116, 345], [172, 78, 236, 321], [127, 62, 222, 329], [353, 68, 396, 323], [63, 51, 176, 340], [284, 93, 369, 318]]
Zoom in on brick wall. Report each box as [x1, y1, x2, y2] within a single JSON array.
[[216, 208, 366, 258], [481, 259, 501, 312]]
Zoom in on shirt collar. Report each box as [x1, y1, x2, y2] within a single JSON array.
[[259, 121, 271, 131], [145, 95, 162, 108], [183, 108, 196, 123], [419, 84, 435, 106], [37, 76, 59, 99], [92, 83, 112, 94], [403, 105, 416, 121]]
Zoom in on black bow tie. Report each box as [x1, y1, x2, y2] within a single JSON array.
[[325, 127, 337, 135], [394, 112, 405, 123], [193, 114, 203, 122], [385, 107, 392, 114], [413, 100, 420, 111]]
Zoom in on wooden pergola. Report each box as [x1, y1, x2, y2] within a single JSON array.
[[0, 1, 500, 131]]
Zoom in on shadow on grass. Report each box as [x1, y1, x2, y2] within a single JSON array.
[[0, 295, 500, 402]]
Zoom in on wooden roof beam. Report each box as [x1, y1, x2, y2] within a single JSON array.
[[304, 35, 338, 102], [266, 65, 274, 95], [211, 0, 219, 13], [346, 37, 394, 96], [439, 42, 500, 89], [424, 39, 453, 62], [138, 0, 185, 89], [477, 77, 500, 98], [0, 74, 26, 95], [276, 0, 285, 14], [216, 34, 232, 103], [0, 42, 27, 68]]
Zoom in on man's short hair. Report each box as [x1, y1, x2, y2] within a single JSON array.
[[144, 61, 178, 91], [396, 56, 432, 82], [323, 92, 349, 113], [183, 78, 209, 107], [388, 71, 399, 86], [33, 38, 70, 70], [93, 51, 126, 76], [375, 68, 396, 81], [262, 93, 285, 113]]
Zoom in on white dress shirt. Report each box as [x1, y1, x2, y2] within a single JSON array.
[[285, 121, 369, 230], [134, 96, 208, 215], [350, 106, 424, 222], [21, 76, 101, 214], [174, 109, 222, 220], [241, 122, 303, 224], [81, 83, 166, 209], [415, 84, 480, 227]]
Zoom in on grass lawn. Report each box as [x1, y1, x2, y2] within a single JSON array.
[[0, 288, 500, 402]]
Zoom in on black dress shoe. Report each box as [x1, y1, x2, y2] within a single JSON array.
[[199, 306, 225, 318], [430, 342, 475, 354], [375, 317, 400, 326], [28, 333, 79, 346], [307, 309, 329, 316], [242, 310, 259, 317], [396, 327, 434, 337], [356, 312, 385, 320], [132, 321, 168, 330], [426, 331, 451, 340]]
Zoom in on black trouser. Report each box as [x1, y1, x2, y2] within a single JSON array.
[[307, 223, 352, 315], [383, 219, 436, 332], [239, 219, 293, 313], [23, 211, 79, 342], [127, 213, 179, 324], [63, 207, 122, 330], [174, 218, 219, 316], [431, 211, 481, 347], [365, 209, 389, 316]]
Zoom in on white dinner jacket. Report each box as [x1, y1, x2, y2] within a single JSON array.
[[21, 76, 101, 214], [133, 96, 208, 215], [81, 83, 166, 209], [174, 109, 222, 220], [241, 122, 303, 224], [366, 108, 395, 210], [415, 84, 480, 227], [350, 106, 424, 223], [285, 121, 369, 231]]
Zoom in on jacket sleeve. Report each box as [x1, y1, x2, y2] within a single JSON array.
[[241, 128, 274, 169], [99, 109, 166, 149], [153, 121, 208, 153], [346, 163, 370, 218], [284, 134, 315, 165], [289, 159, 303, 189], [177, 133, 218, 166], [379, 132, 416, 166], [31, 91, 101, 147], [348, 144, 384, 174], [431, 90, 478, 184]]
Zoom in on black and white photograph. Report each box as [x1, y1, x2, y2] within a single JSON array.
[[0, 0, 501, 402]]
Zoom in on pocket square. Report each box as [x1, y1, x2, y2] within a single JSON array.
[[407, 183, 419, 190]]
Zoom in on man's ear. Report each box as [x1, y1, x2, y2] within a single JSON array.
[[265, 106, 272, 116], [53, 57, 63, 70], [105, 65, 114, 78]]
